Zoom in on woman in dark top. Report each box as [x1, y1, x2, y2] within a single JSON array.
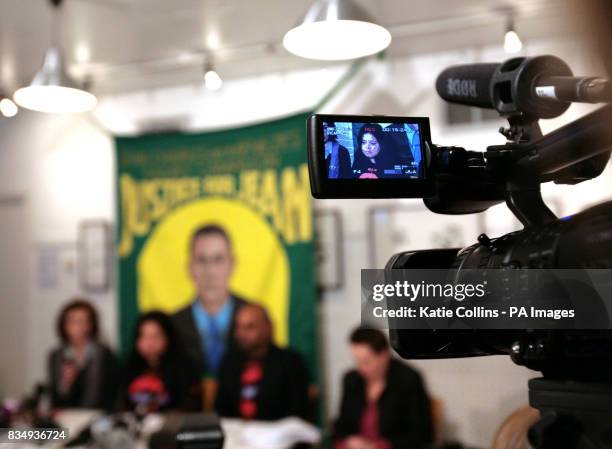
[[352, 124, 398, 179], [48, 299, 118, 410], [333, 328, 433, 449], [119, 311, 201, 414]]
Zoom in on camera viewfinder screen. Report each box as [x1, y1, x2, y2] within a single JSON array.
[[323, 121, 423, 179]]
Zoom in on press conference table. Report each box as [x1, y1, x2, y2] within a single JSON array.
[[4, 409, 320, 449]]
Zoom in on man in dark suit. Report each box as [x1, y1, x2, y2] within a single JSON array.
[[172, 225, 250, 381], [215, 304, 310, 421]]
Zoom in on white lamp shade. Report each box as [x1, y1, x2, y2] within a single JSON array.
[[14, 85, 97, 114], [14, 47, 97, 114], [283, 0, 391, 61]]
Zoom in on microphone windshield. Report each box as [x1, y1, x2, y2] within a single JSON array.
[[435, 63, 499, 109]]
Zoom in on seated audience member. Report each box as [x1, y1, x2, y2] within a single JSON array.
[[333, 328, 433, 449], [215, 304, 309, 421], [119, 311, 200, 414], [48, 299, 117, 410]]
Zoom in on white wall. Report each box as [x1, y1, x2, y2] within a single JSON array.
[[0, 112, 116, 390], [0, 35, 610, 449], [0, 197, 30, 397]]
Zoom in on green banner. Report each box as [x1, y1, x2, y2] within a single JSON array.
[[115, 112, 317, 380]]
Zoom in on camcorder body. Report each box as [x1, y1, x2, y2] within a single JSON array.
[[309, 55, 612, 447], [307, 55, 612, 382], [308, 55, 612, 449]]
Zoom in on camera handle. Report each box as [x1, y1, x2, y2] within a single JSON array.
[[486, 105, 612, 228], [499, 114, 558, 228], [484, 113, 557, 228], [425, 106, 611, 221], [505, 185, 557, 228]]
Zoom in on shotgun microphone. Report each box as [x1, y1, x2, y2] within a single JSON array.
[[436, 55, 610, 119], [435, 63, 498, 109]]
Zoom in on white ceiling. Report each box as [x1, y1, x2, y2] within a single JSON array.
[[0, 0, 581, 95]]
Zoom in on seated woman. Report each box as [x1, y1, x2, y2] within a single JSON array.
[[48, 299, 118, 410], [119, 311, 201, 414], [351, 124, 397, 179], [333, 328, 433, 449]]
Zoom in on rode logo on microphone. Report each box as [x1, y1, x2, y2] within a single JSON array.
[[446, 78, 478, 98]]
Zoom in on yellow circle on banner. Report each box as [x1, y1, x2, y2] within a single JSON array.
[[137, 197, 289, 346]]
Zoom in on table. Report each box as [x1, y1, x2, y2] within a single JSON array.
[[2, 411, 320, 449]]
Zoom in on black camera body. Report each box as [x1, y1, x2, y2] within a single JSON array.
[[387, 198, 612, 380], [307, 55, 612, 376], [308, 54, 612, 449]]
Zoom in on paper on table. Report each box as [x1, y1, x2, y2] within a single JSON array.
[[54, 408, 101, 436], [240, 417, 321, 449]]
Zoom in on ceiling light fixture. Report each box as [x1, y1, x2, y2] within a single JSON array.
[[204, 59, 223, 91], [75, 43, 91, 63], [504, 17, 523, 54], [13, 0, 97, 113], [283, 0, 391, 61], [0, 95, 18, 118]]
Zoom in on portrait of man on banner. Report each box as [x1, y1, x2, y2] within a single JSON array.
[[116, 113, 317, 411]]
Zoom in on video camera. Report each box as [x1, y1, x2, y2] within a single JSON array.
[[308, 55, 612, 449]]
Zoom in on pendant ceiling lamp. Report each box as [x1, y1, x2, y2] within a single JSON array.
[[13, 0, 97, 113], [283, 0, 391, 61]]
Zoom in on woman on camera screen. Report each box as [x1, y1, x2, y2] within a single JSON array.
[[352, 124, 398, 179]]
